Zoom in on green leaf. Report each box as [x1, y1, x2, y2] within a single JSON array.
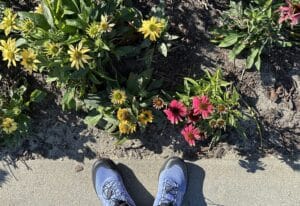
[[29, 90, 46, 103], [16, 38, 27, 47], [219, 34, 239, 47], [65, 19, 86, 29], [228, 43, 246, 61], [62, 88, 76, 110], [246, 48, 260, 69], [158, 43, 168, 57], [84, 114, 103, 127], [254, 55, 261, 70], [41, 2, 55, 28]]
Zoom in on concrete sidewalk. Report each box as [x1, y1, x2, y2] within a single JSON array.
[[0, 156, 299, 206]]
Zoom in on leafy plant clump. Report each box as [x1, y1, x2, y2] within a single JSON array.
[[0, 79, 45, 145], [163, 69, 245, 147], [212, 0, 291, 70], [0, 0, 171, 140]]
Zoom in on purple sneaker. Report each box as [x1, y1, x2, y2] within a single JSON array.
[[92, 159, 136, 206], [153, 157, 188, 206]]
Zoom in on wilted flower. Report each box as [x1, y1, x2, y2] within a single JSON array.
[[0, 8, 18, 36], [117, 108, 130, 121], [119, 121, 136, 135], [217, 104, 226, 114], [0, 38, 20, 68], [1, 117, 18, 134], [110, 89, 127, 105], [216, 118, 226, 129], [209, 119, 217, 129], [138, 110, 154, 126], [164, 100, 187, 124], [181, 124, 204, 146], [21, 48, 41, 74], [152, 96, 165, 110], [67, 41, 92, 70], [192, 96, 214, 119], [138, 17, 165, 41]]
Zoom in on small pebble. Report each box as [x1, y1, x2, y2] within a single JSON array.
[[75, 165, 84, 173]]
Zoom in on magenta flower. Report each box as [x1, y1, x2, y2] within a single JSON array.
[[181, 124, 203, 146], [192, 96, 214, 119], [187, 109, 201, 124], [278, 0, 300, 26], [164, 100, 187, 124]]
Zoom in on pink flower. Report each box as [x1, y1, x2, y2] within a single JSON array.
[[181, 124, 203, 146], [187, 109, 201, 124], [277, 0, 300, 26], [192, 96, 214, 119], [164, 100, 187, 124]]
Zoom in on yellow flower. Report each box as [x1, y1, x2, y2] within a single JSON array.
[[1, 117, 18, 134], [35, 4, 43, 14], [86, 22, 100, 38], [0, 8, 18, 36], [110, 89, 127, 105], [138, 17, 165, 41], [19, 18, 35, 34], [21, 48, 41, 74], [152, 96, 165, 110], [44, 42, 62, 57], [119, 121, 136, 135], [99, 15, 115, 32], [138, 110, 153, 126], [0, 38, 20, 68], [117, 108, 130, 121], [67, 41, 92, 70]]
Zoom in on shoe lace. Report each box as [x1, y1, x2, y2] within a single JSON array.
[[159, 179, 178, 206], [102, 180, 130, 206]]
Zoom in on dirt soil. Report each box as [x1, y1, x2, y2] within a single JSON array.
[[0, 0, 299, 171]]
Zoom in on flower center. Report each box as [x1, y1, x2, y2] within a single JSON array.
[[171, 107, 180, 115], [187, 133, 194, 140], [74, 51, 82, 60], [199, 103, 208, 110], [149, 24, 158, 32], [101, 22, 108, 30]]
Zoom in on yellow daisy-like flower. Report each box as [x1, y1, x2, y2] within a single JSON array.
[[35, 4, 43, 14], [44, 41, 62, 58], [138, 110, 154, 126], [138, 17, 165, 41], [86, 22, 101, 39], [216, 118, 226, 129], [0, 8, 18, 36], [99, 15, 115, 33], [117, 108, 131, 121], [19, 18, 35, 34], [1, 117, 18, 134], [0, 38, 20, 68], [110, 89, 127, 105], [21, 48, 41, 74], [119, 121, 136, 135], [67, 41, 92, 70]]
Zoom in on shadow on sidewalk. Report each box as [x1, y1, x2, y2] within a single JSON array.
[[117, 162, 208, 206], [117, 163, 154, 206], [0, 169, 9, 188], [184, 163, 207, 206]]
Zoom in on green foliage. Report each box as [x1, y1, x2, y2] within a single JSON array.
[[169, 69, 246, 146], [83, 68, 161, 138], [0, 79, 46, 145], [211, 0, 291, 70]]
